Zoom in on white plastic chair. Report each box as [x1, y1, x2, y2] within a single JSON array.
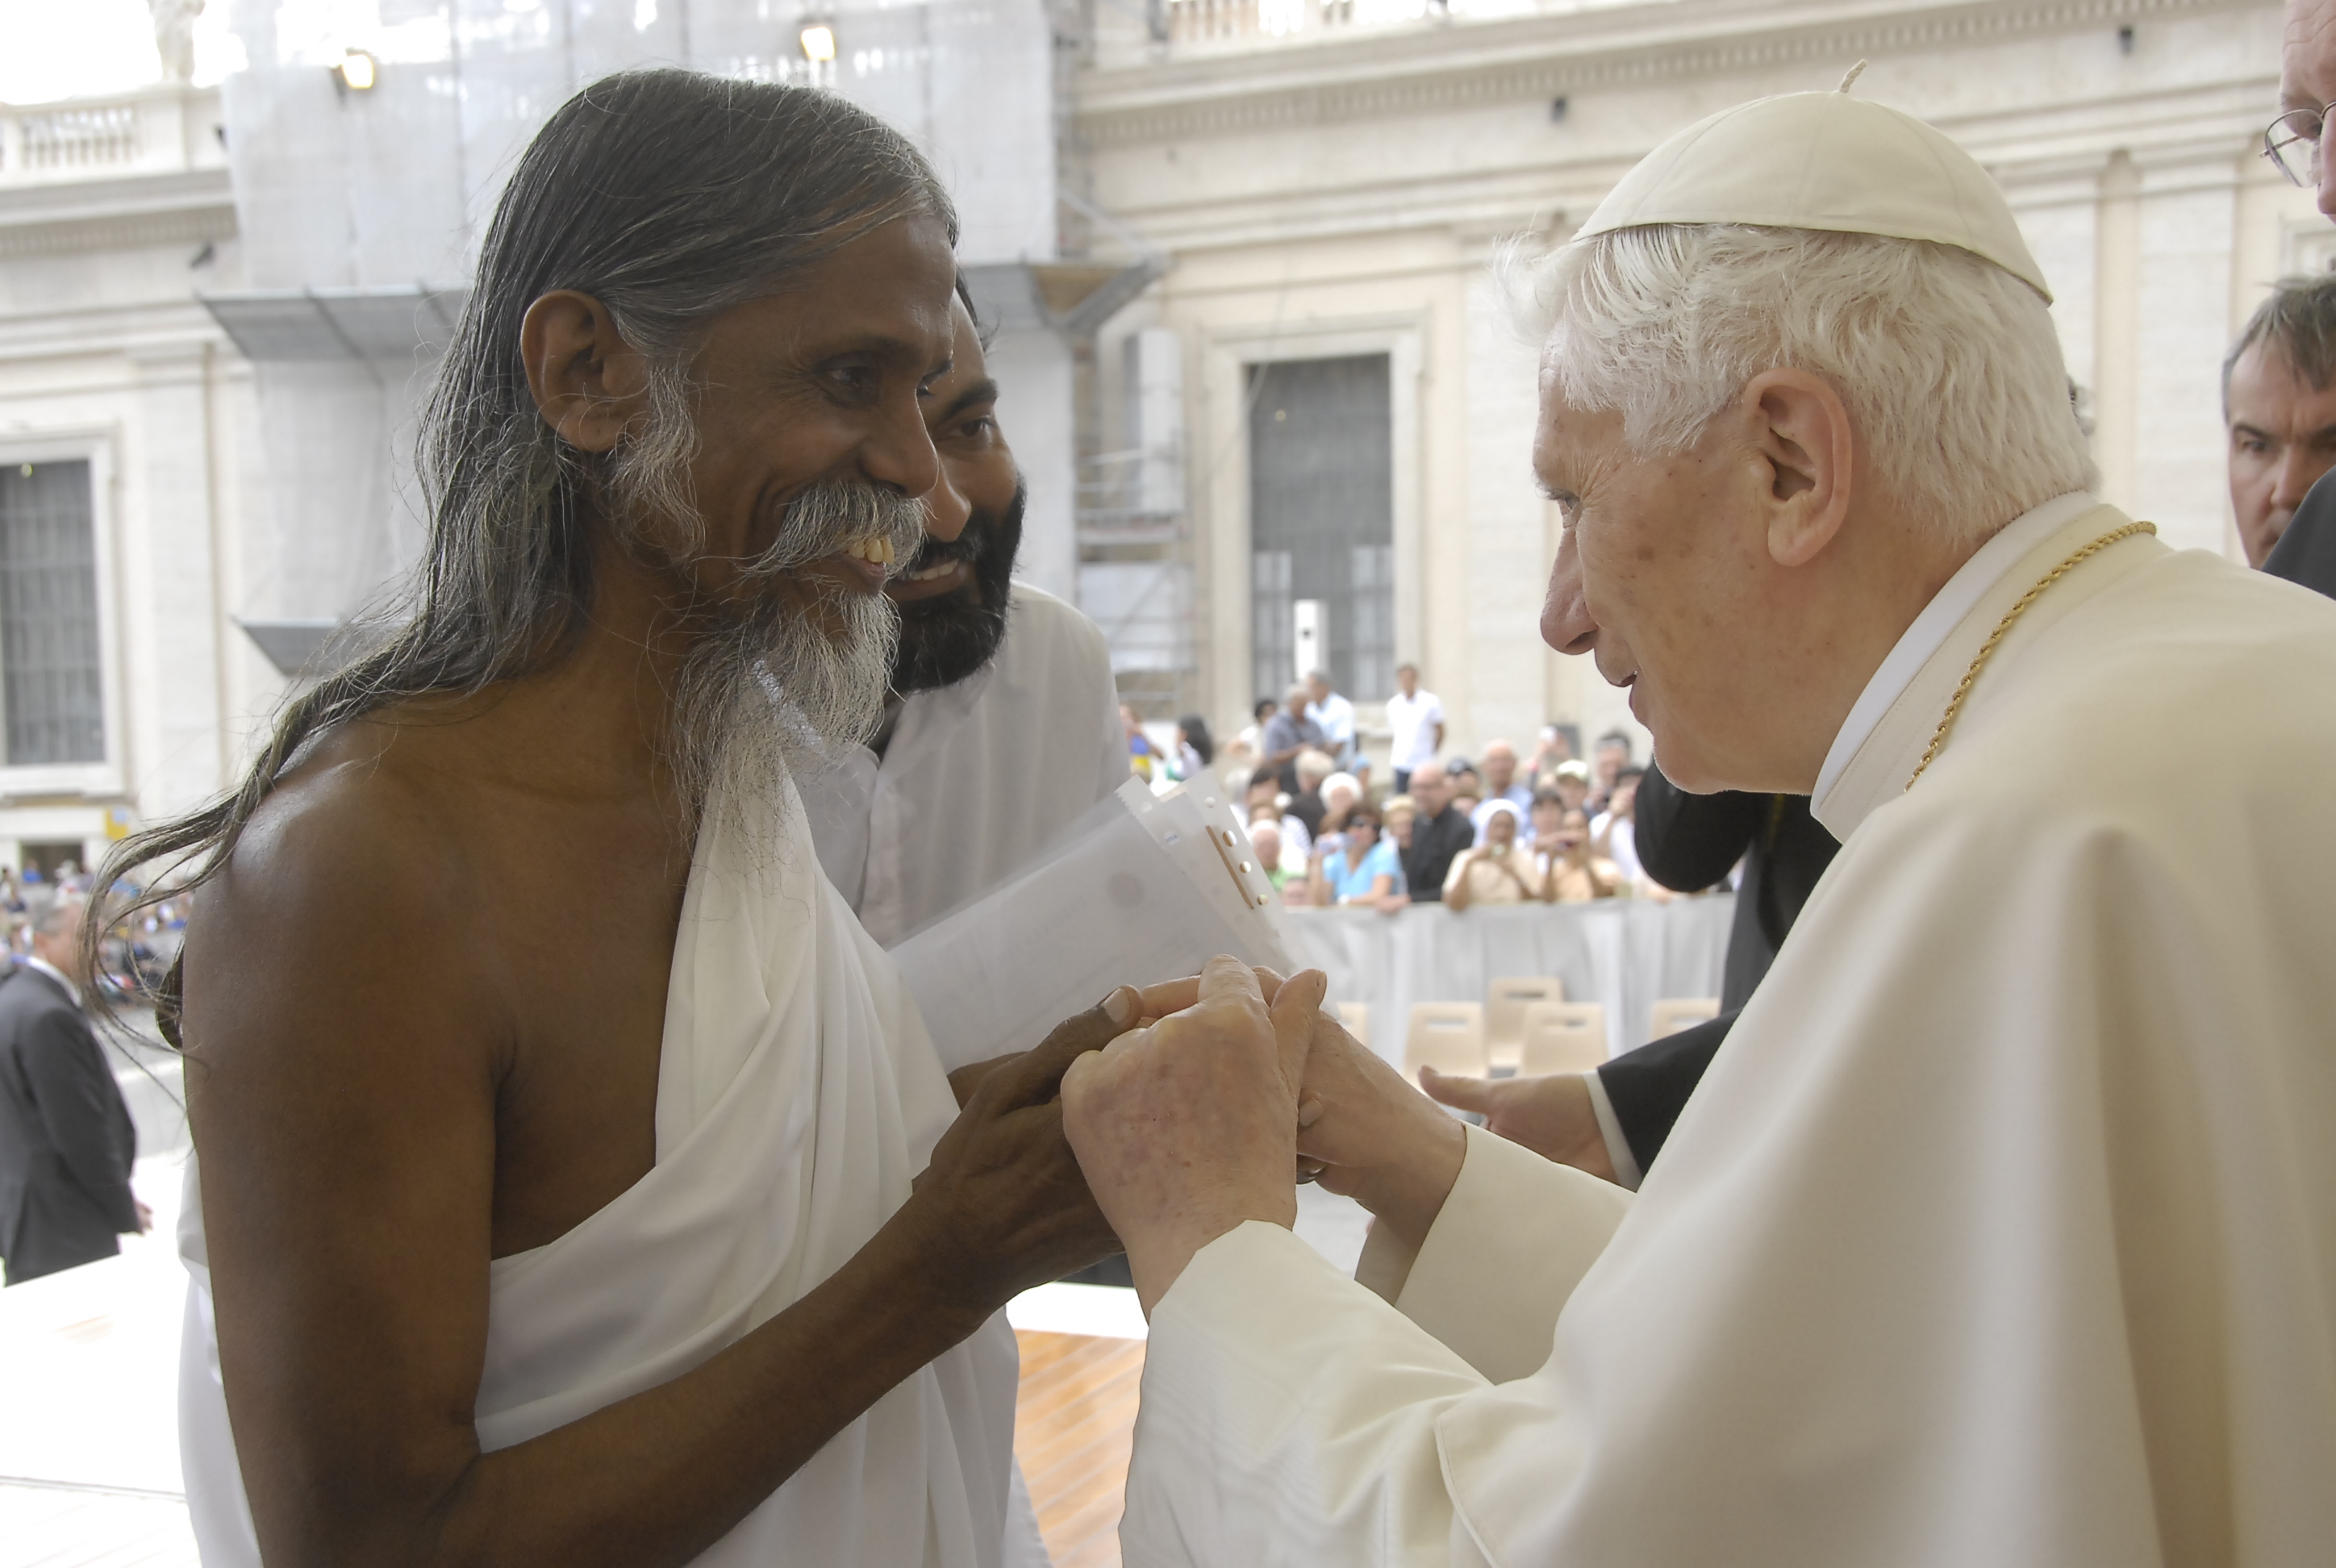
[[1649, 997, 1721, 1040], [1404, 1003, 1487, 1080], [1517, 1001, 1607, 1076], [1484, 976, 1564, 1070]]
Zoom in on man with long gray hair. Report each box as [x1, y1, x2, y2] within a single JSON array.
[[103, 72, 1124, 1567]]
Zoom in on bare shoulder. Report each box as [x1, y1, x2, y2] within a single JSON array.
[[181, 712, 502, 1065], [211, 719, 479, 927]]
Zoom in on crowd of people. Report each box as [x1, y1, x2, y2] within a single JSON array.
[[0, 864, 189, 1002], [1126, 266, 2336, 928], [1183, 662, 1683, 914]]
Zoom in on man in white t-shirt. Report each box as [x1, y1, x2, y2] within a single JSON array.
[[1383, 662, 1443, 793], [803, 288, 1124, 947], [1304, 669, 1360, 779]]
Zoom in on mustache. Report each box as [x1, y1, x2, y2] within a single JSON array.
[[740, 477, 928, 582], [903, 528, 984, 573], [899, 480, 1027, 582]]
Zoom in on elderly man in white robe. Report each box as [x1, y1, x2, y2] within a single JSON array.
[[1062, 85, 2336, 1566]]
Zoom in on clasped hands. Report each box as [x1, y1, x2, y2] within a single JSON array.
[[1061, 957, 1468, 1314]]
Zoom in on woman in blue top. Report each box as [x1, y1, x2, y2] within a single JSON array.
[[1307, 802, 1409, 913]]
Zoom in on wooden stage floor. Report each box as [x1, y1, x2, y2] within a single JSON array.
[[1014, 1330, 1147, 1568]]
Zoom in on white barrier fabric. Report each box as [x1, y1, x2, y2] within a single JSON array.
[[1283, 896, 1734, 1064]]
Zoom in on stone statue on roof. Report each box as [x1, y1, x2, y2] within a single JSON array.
[[149, 0, 205, 84]]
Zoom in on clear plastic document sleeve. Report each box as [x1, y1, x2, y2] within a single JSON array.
[[888, 779, 1295, 1072]]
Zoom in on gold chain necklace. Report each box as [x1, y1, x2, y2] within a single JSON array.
[[1905, 522, 2157, 790]]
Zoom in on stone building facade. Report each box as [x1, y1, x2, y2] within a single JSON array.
[[0, 83, 257, 876], [1076, 0, 2318, 761], [0, 0, 2313, 869]]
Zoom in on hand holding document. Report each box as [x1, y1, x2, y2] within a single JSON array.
[[889, 779, 1295, 1073]]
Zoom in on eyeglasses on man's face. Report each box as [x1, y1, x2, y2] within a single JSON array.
[[2264, 103, 2336, 186]]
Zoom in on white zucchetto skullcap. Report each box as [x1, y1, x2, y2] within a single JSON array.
[[1572, 82, 2052, 302]]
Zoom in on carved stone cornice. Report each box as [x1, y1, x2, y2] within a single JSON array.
[[1077, 0, 2271, 148], [0, 167, 235, 258]]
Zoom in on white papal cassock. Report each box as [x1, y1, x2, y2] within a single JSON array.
[[177, 774, 1022, 1567], [1123, 493, 2336, 1566]]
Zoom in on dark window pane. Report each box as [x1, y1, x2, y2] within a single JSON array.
[[0, 461, 106, 765], [1247, 355, 1394, 699], [1252, 548, 1292, 705]]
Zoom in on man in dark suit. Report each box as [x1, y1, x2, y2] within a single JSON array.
[[0, 898, 144, 1285], [1633, 764, 1840, 1013], [1425, 764, 1840, 1182], [1399, 761, 1476, 902], [2265, 476, 2336, 596]]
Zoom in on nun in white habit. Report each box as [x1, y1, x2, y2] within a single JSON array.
[[1061, 83, 2336, 1567]]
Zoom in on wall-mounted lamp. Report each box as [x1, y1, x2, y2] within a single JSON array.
[[336, 48, 378, 92], [799, 23, 836, 64]]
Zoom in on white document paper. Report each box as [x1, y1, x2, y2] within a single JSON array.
[[888, 778, 1295, 1071]]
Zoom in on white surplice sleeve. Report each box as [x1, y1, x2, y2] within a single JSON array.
[[1356, 1124, 1632, 1381], [1126, 1223, 1491, 1568], [1124, 1128, 1630, 1568]]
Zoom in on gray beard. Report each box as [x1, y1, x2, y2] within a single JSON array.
[[648, 477, 930, 857]]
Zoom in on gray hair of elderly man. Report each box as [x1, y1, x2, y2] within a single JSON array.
[[1295, 749, 1337, 786], [2223, 273, 2336, 412], [1507, 223, 2098, 548], [30, 895, 85, 940]]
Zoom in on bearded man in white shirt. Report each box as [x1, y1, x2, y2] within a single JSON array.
[[1063, 86, 2336, 1567], [803, 285, 1125, 946]]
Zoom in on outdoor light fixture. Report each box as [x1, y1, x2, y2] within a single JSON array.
[[336, 49, 378, 92], [799, 23, 837, 63]]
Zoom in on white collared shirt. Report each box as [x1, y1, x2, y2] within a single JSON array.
[[1308, 691, 1358, 769], [800, 582, 1127, 946], [1384, 688, 1443, 771], [1812, 490, 2096, 811]]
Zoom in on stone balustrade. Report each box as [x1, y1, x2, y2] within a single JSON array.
[[1160, 0, 1646, 49], [0, 84, 226, 189]]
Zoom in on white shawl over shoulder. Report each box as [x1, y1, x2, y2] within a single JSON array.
[[179, 781, 1020, 1567]]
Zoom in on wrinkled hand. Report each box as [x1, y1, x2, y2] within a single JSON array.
[[1061, 958, 1325, 1312], [1290, 1015, 1466, 1253], [1419, 1068, 1616, 1182], [906, 993, 1138, 1315]]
